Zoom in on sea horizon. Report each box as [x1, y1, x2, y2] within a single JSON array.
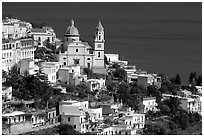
[[2, 2, 202, 84]]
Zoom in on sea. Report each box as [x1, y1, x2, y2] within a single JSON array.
[[2, 2, 202, 84]]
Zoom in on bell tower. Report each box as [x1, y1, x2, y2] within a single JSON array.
[[94, 21, 105, 68]]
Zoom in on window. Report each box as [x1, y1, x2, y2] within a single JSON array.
[[18, 117, 21, 122], [38, 37, 41, 41], [49, 113, 51, 119], [63, 62, 66, 66], [76, 49, 78, 52], [99, 35, 101, 40], [81, 118, 83, 123], [87, 63, 90, 68], [47, 37, 50, 41], [74, 59, 79, 65], [14, 118, 16, 123], [87, 58, 90, 60], [98, 52, 100, 58], [68, 118, 70, 121], [73, 125, 76, 129]]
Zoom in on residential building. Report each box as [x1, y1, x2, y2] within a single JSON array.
[[59, 100, 89, 133], [97, 113, 145, 135], [142, 97, 157, 113], [105, 54, 119, 63], [123, 65, 137, 75], [58, 66, 80, 85], [2, 86, 12, 102], [2, 111, 32, 135], [88, 107, 103, 122], [30, 108, 59, 128], [2, 38, 36, 71], [40, 62, 60, 83], [86, 78, 106, 92], [29, 26, 56, 47], [180, 95, 202, 115], [195, 86, 202, 94], [137, 74, 161, 89], [2, 18, 32, 39], [19, 58, 39, 75]]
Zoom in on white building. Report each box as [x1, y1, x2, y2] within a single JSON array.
[[86, 78, 106, 92], [58, 20, 106, 71], [2, 38, 36, 71], [142, 97, 158, 113], [29, 26, 56, 47], [97, 113, 145, 135], [88, 107, 103, 122], [123, 65, 137, 75], [40, 62, 60, 83], [59, 100, 89, 133], [58, 65, 81, 85], [105, 54, 119, 63], [19, 58, 39, 75], [2, 86, 12, 102], [180, 95, 202, 115], [2, 18, 32, 39]]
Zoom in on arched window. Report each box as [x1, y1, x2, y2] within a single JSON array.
[[98, 52, 100, 58]]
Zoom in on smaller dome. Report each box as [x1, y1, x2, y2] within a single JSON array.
[[65, 20, 79, 36]]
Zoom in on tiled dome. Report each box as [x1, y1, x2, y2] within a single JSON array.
[[65, 20, 79, 36]]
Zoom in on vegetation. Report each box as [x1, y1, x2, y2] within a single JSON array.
[[34, 46, 58, 62], [21, 124, 80, 135], [112, 68, 127, 81]]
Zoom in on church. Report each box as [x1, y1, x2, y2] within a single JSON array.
[[58, 20, 106, 74]]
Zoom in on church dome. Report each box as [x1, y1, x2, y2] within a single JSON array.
[[65, 20, 79, 36]]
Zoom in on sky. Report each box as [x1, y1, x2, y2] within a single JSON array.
[[2, 2, 202, 84]]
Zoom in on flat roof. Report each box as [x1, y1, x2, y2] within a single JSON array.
[[2, 111, 25, 117]]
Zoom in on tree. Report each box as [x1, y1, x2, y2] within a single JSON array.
[[159, 85, 168, 94], [117, 82, 130, 103], [144, 121, 169, 135], [57, 124, 79, 135], [173, 111, 190, 130], [189, 72, 197, 83], [112, 63, 120, 69], [147, 85, 158, 97], [104, 55, 109, 65], [104, 119, 112, 125], [162, 97, 181, 116], [113, 68, 127, 81], [196, 76, 202, 86], [175, 73, 181, 85], [159, 104, 170, 115]]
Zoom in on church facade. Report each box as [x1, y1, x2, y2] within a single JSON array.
[[58, 20, 105, 70]]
